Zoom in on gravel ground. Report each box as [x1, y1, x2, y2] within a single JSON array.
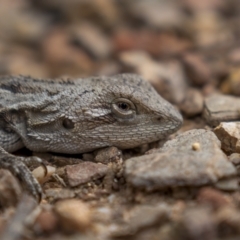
[[1, 0, 240, 239]]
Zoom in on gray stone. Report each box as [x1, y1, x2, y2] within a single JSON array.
[[125, 129, 236, 190], [179, 88, 204, 116], [180, 207, 216, 240], [203, 94, 240, 126], [214, 177, 239, 191], [110, 204, 169, 237]]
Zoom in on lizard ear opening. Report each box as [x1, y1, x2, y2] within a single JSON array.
[[62, 118, 75, 129]]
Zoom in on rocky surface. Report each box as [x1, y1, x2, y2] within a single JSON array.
[[125, 130, 236, 190], [1, 0, 240, 240]]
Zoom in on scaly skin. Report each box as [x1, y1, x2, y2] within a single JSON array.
[[0, 74, 182, 201]]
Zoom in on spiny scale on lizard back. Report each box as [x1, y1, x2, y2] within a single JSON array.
[[0, 73, 183, 154]]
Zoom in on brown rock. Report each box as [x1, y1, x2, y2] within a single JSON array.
[[183, 0, 225, 11], [221, 68, 240, 96], [0, 2, 48, 43], [54, 199, 92, 232], [197, 187, 233, 210], [228, 48, 240, 64], [0, 170, 21, 207], [0, 44, 48, 78], [119, 51, 188, 104], [203, 94, 240, 126], [66, 162, 108, 187], [215, 206, 240, 234], [94, 147, 122, 164], [35, 210, 58, 234], [71, 23, 112, 59], [37, 0, 120, 27], [179, 88, 204, 116], [42, 29, 94, 77], [214, 122, 240, 154], [125, 130, 236, 190], [182, 52, 212, 86], [49, 155, 84, 167], [114, 29, 191, 57]]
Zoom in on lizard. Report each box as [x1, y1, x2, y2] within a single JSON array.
[[0, 73, 183, 202]]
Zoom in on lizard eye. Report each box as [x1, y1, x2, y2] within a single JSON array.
[[111, 98, 136, 119], [62, 118, 75, 129], [117, 102, 130, 111]]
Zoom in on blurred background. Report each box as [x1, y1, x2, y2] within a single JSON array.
[[1, 1, 240, 238], [0, 0, 240, 105]]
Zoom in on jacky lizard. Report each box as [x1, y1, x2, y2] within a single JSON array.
[[0, 74, 182, 201]]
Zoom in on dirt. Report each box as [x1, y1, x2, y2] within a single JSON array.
[[1, 0, 240, 239]]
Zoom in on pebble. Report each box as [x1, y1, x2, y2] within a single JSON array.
[[66, 162, 108, 187], [110, 204, 169, 237], [214, 177, 239, 191], [215, 206, 240, 234], [192, 142, 201, 151], [214, 122, 240, 154], [114, 29, 191, 57], [0, 170, 21, 207], [229, 153, 240, 166], [125, 129, 237, 190], [128, 0, 184, 29], [187, 11, 232, 48], [119, 51, 188, 104], [179, 88, 204, 116], [42, 29, 94, 77], [203, 94, 240, 126], [182, 52, 213, 86], [54, 199, 92, 232], [180, 206, 216, 240], [221, 68, 240, 96], [34, 209, 58, 234], [71, 23, 112, 59], [94, 147, 122, 164], [197, 187, 233, 210]]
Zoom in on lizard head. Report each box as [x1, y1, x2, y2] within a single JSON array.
[[25, 74, 182, 153], [62, 74, 183, 152]]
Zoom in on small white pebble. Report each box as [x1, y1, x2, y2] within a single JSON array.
[[192, 142, 201, 151]]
